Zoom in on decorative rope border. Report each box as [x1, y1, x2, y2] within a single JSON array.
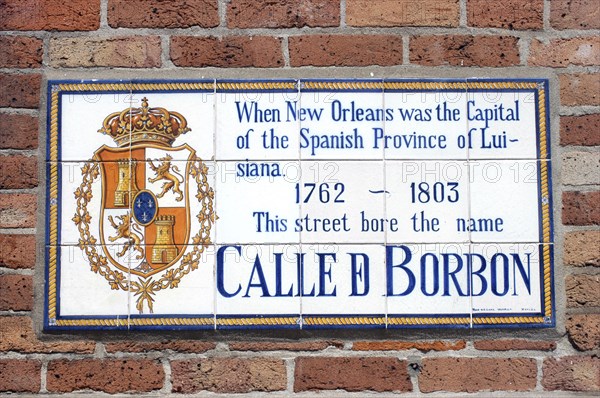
[[46, 80, 553, 328], [303, 316, 386, 326], [216, 317, 300, 327]]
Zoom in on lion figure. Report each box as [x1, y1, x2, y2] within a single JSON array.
[[107, 214, 144, 260], [147, 154, 184, 201]]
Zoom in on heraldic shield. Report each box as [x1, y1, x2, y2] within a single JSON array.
[[73, 98, 214, 314]]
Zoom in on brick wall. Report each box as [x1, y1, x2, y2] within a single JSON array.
[[0, 0, 598, 395]]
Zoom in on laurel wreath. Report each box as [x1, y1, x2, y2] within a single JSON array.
[[73, 158, 214, 314]]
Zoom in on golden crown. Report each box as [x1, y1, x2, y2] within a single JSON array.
[[98, 98, 190, 147]]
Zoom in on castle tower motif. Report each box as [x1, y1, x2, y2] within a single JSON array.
[[114, 160, 140, 207], [151, 215, 178, 264]]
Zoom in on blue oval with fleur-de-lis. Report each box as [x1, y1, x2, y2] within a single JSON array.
[[132, 190, 158, 226]]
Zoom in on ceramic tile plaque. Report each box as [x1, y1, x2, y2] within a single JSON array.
[[45, 79, 553, 330]]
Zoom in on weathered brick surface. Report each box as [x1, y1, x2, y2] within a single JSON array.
[[0, 359, 41, 393], [108, 0, 218, 28], [560, 74, 600, 106], [47, 359, 164, 393], [0, 37, 43, 68], [0, 274, 33, 311], [352, 340, 465, 352], [562, 191, 600, 225], [294, 357, 411, 392], [0, 74, 41, 109], [105, 341, 216, 353], [289, 35, 403, 67], [0, 155, 37, 189], [467, 0, 543, 30], [420, 358, 537, 392], [542, 356, 600, 391], [0, 235, 36, 269], [49, 37, 161, 68], [171, 36, 283, 68], [0, 113, 38, 150], [171, 358, 286, 393], [0, 194, 36, 228], [529, 37, 600, 67], [566, 314, 600, 351], [346, 0, 459, 27], [562, 152, 600, 186], [551, 0, 600, 30], [561, 114, 600, 146], [564, 231, 600, 266], [0, 316, 95, 353], [0, 0, 100, 31], [410, 35, 520, 67], [228, 0, 339, 28], [230, 340, 343, 351], [474, 339, 556, 351], [566, 274, 600, 307]]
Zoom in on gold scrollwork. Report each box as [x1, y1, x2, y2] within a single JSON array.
[[73, 158, 214, 314]]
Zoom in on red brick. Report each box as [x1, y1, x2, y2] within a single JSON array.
[[105, 341, 216, 353], [474, 339, 556, 351], [566, 274, 600, 307], [108, 0, 218, 28], [529, 37, 600, 67], [49, 37, 161, 68], [420, 357, 537, 392], [562, 191, 600, 225], [289, 35, 403, 67], [352, 340, 466, 352], [0, 155, 37, 189], [566, 314, 600, 351], [0, 194, 36, 228], [543, 356, 600, 391], [0, 0, 100, 31], [468, 0, 543, 30], [561, 114, 600, 146], [171, 36, 283, 68], [560, 74, 600, 106], [294, 357, 411, 392], [47, 359, 164, 393], [230, 340, 343, 351], [0, 316, 95, 353], [410, 35, 520, 67], [347, 0, 459, 27], [0, 74, 41, 109], [228, 0, 339, 28], [0, 359, 41, 393], [0, 235, 36, 269], [0, 37, 43, 68], [0, 113, 38, 150], [0, 274, 33, 311], [171, 358, 286, 393], [551, 0, 600, 30]]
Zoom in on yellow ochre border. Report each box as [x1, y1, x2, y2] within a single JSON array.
[[47, 90, 59, 322], [537, 86, 553, 320], [46, 80, 553, 329], [303, 317, 386, 326], [216, 317, 300, 327], [55, 317, 214, 327]]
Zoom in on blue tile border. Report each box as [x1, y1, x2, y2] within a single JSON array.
[[45, 79, 554, 330]]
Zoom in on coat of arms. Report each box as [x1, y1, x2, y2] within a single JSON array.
[[73, 98, 214, 313]]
